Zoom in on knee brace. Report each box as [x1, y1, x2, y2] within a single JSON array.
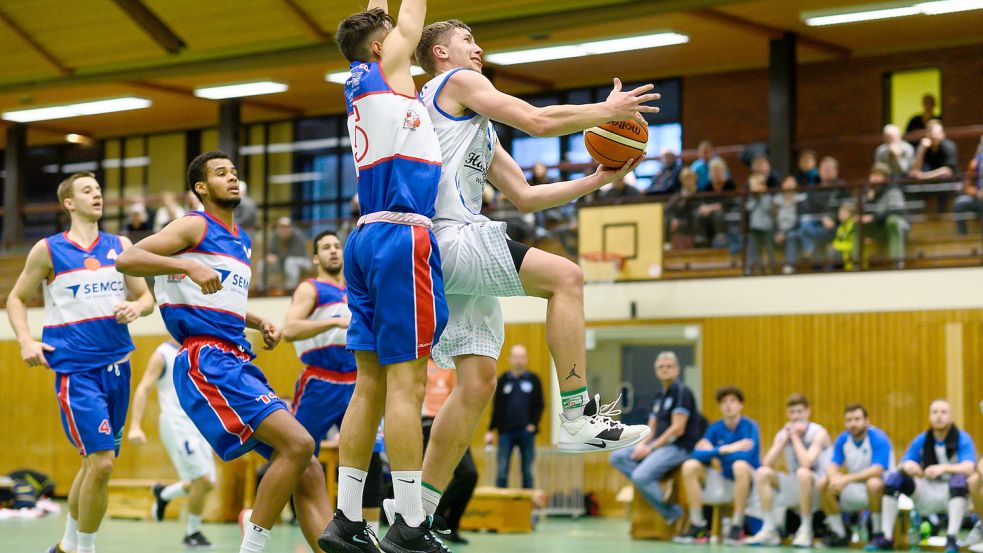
[[949, 474, 969, 498], [885, 471, 915, 497]]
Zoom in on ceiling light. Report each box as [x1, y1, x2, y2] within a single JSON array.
[[2, 97, 152, 123], [66, 133, 95, 145], [484, 32, 689, 65], [803, 0, 983, 26], [325, 65, 426, 85], [194, 81, 288, 99]]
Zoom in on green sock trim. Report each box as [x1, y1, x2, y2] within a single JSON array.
[[560, 386, 588, 397], [422, 481, 443, 495]]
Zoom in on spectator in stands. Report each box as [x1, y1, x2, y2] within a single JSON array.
[[265, 216, 312, 289], [910, 119, 958, 181], [746, 394, 832, 548], [833, 200, 860, 270], [152, 191, 185, 232], [816, 404, 892, 548], [530, 162, 551, 186], [795, 150, 820, 186], [793, 157, 846, 267], [125, 197, 151, 239], [866, 399, 975, 553], [647, 148, 683, 195], [745, 174, 775, 274], [708, 157, 736, 192], [485, 345, 544, 489], [774, 176, 805, 274], [234, 181, 258, 232], [752, 154, 781, 190], [185, 189, 203, 211], [952, 137, 983, 235], [610, 352, 703, 523], [864, 163, 909, 268], [673, 386, 759, 546], [906, 93, 941, 135], [666, 168, 698, 249], [875, 124, 915, 178], [691, 140, 723, 191], [602, 172, 641, 199]]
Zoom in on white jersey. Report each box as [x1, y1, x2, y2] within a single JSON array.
[[154, 341, 186, 420], [421, 68, 498, 227], [779, 421, 832, 472]]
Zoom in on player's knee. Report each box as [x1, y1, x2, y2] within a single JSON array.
[[866, 476, 884, 494], [817, 476, 829, 491], [558, 261, 584, 293], [459, 370, 497, 406], [193, 477, 214, 493], [681, 459, 701, 476], [280, 434, 315, 466], [756, 465, 774, 482], [949, 474, 969, 497], [884, 471, 912, 497], [85, 452, 115, 482], [796, 466, 814, 482], [732, 461, 752, 478]]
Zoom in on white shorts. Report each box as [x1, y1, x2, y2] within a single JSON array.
[[839, 482, 870, 512], [431, 222, 525, 368], [159, 413, 217, 483], [775, 470, 822, 511], [702, 468, 735, 505], [911, 478, 950, 514]]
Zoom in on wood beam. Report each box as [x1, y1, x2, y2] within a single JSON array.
[[0, 7, 72, 75], [694, 8, 851, 58], [113, 0, 185, 54], [486, 67, 554, 92], [280, 0, 330, 42], [129, 80, 305, 118]]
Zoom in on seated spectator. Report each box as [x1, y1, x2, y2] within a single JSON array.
[[690, 140, 724, 191], [745, 174, 775, 274], [234, 181, 258, 233], [666, 168, 698, 249], [708, 157, 736, 192], [690, 161, 735, 249], [910, 119, 958, 181], [951, 136, 983, 235], [832, 200, 860, 270], [774, 176, 805, 274], [647, 148, 682, 195], [752, 154, 781, 190], [602, 172, 641, 200], [610, 352, 703, 523], [795, 150, 820, 186], [864, 163, 909, 268], [867, 400, 975, 553], [817, 404, 892, 548], [818, 156, 845, 188], [265, 216, 312, 289], [791, 158, 846, 266], [674, 386, 760, 546], [906, 93, 941, 136], [746, 394, 832, 548], [875, 124, 915, 179], [152, 191, 185, 232]]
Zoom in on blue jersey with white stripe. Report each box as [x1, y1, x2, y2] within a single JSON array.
[[344, 61, 442, 217], [293, 279, 356, 373], [41, 232, 134, 373], [155, 211, 254, 356]]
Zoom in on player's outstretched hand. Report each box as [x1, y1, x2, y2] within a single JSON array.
[[114, 301, 141, 324], [187, 262, 222, 294], [20, 339, 54, 368], [261, 320, 282, 350], [127, 427, 147, 445], [594, 153, 647, 183], [605, 78, 660, 125]]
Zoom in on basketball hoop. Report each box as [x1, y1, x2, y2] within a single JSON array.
[[579, 251, 625, 283]]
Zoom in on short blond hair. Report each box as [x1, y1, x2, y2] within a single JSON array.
[[57, 172, 96, 211]]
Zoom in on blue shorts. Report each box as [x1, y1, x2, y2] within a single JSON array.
[[291, 366, 355, 455], [54, 362, 130, 457], [174, 337, 287, 462], [344, 222, 448, 364]]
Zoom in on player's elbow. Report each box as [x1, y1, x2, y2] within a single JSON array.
[[281, 325, 299, 342], [522, 113, 553, 138], [115, 249, 137, 274]]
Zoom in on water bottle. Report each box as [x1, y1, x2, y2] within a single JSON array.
[[919, 519, 932, 545], [908, 512, 921, 551], [857, 511, 870, 544]]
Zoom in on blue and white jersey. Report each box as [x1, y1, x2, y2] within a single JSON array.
[[903, 429, 977, 467], [153, 341, 186, 420], [41, 231, 134, 373], [832, 426, 893, 474], [155, 211, 253, 355], [344, 61, 442, 217], [293, 279, 356, 374]]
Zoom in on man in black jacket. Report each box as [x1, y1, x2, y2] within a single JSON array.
[[484, 345, 544, 488]]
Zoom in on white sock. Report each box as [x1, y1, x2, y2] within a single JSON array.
[[948, 497, 968, 537], [422, 482, 442, 516], [801, 514, 813, 532], [827, 514, 846, 538], [871, 513, 882, 534], [368, 519, 380, 535], [561, 387, 590, 419], [732, 513, 745, 527], [161, 482, 187, 501], [186, 513, 202, 536], [392, 471, 425, 527], [60, 515, 79, 551], [239, 521, 270, 553], [761, 512, 776, 533], [881, 496, 899, 538], [77, 531, 96, 553], [689, 506, 706, 526], [338, 467, 367, 522]]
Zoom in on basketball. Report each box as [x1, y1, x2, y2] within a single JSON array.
[[584, 119, 649, 168]]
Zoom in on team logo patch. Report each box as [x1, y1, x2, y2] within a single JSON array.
[[167, 274, 187, 283], [68, 285, 81, 299], [403, 109, 421, 130], [83, 256, 101, 271]]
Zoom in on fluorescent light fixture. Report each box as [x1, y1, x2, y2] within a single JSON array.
[[65, 133, 95, 145], [484, 32, 689, 65], [194, 81, 288, 99], [2, 97, 151, 123], [803, 0, 983, 26], [325, 65, 426, 84]]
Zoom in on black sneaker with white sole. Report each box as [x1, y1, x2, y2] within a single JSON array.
[[318, 510, 382, 553], [182, 531, 214, 549], [381, 514, 447, 553], [151, 482, 169, 522], [558, 395, 650, 453]]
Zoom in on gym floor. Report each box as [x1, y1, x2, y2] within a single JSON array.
[[2, 507, 842, 552]]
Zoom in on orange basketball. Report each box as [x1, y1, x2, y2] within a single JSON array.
[[584, 119, 649, 169]]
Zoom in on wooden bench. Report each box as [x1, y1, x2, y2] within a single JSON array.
[[630, 468, 690, 540], [460, 487, 537, 533]]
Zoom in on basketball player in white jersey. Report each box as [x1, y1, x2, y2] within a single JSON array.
[[128, 339, 216, 549], [7, 172, 155, 553], [746, 394, 832, 547], [397, 19, 658, 522]]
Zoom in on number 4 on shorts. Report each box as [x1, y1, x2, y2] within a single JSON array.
[[98, 419, 111, 435]]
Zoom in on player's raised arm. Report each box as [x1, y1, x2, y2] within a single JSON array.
[[444, 71, 659, 137], [380, 0, 427, 87], [116, 216, 222, 294], [7, 240, 55, 367], [487, 141, 644, 213]]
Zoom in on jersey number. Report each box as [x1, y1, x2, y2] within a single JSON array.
[[184, 440, 194, 455], [351, 105, 369, 164], [98, 419, 111, 435]]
